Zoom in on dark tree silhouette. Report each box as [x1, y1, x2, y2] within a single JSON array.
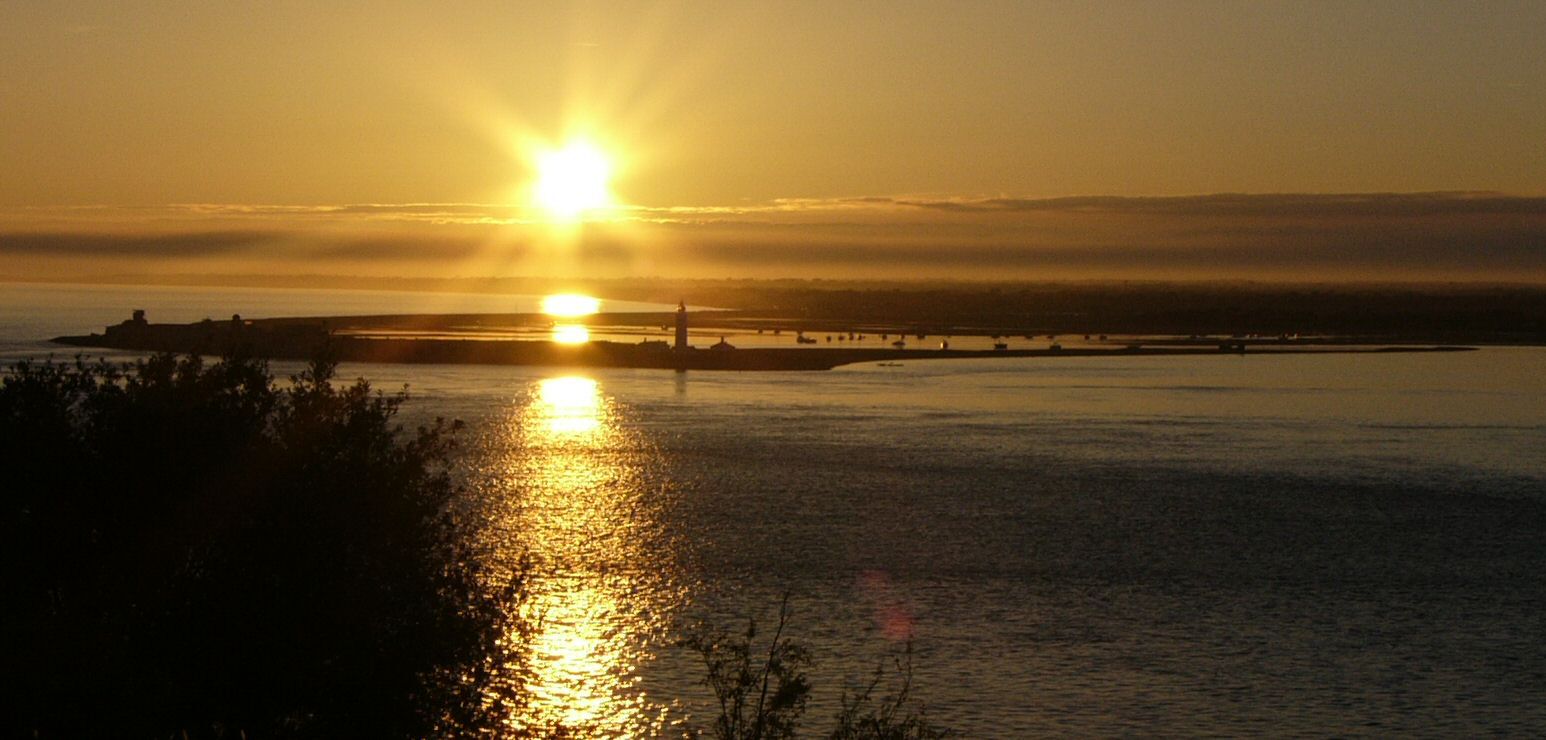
[[1, 353, 514, 737]]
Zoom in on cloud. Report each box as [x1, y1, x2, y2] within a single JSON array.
[[884, 192, 1546, 218], [4, 191, 1545, 281], [661, 227, 1546, 273], [0, 230, 276, 257], [162, 203, 532, 225]]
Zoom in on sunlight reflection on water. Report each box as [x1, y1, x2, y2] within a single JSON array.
[[469, 374, 688, 736]]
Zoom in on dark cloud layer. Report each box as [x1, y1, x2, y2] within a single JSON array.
[[890, 192, 1546, 218], [666, 232, 1546, 273], [4, 192, 1545, 281], [1, 231, 275, 257]]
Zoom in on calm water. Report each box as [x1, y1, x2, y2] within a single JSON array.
[[5, 282, 1546, 735]]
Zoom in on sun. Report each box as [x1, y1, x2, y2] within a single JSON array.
[[532, 140, 614, 221]]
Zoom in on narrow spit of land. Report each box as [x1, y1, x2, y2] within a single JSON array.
[[55, 310, 1475, 371], [68, 277, 1545, 344]]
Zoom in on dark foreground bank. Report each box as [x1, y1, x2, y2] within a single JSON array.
[[0, 354, 513, 736]]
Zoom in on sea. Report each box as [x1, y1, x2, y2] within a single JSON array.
[[4, 281, 1545, 736]]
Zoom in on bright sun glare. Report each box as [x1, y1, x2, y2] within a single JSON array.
[[542, 293, 601, 317], [532, 140, 613, 220], [552, 325, 591, 344], [537, 376, 601, 435]]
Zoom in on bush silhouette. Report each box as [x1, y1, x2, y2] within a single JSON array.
[[685, 594, 813, 740], [685, 595, 949, 740], [1, 353, 513, 737]]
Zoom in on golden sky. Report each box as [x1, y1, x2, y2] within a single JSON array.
[[3, 1, 1544, 282]]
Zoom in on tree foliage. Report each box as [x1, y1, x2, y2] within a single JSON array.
[[0, 353, 511, 737], [686, 594, 813, 740]]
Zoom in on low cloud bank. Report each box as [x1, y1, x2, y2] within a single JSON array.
[[4, 192, 1543, 282]]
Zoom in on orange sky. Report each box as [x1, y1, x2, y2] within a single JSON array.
[[3, 1, 1544, 282]]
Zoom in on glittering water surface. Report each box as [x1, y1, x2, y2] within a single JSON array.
[[6, 283, 1546, 735], [463, 375, 689, 735], [403, 350, 1546, 736]]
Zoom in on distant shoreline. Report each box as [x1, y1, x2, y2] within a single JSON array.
[[53, 311, 1478, 372], [13, 276, 1545, 346]]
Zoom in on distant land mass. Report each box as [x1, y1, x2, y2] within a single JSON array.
[[23, 275, 1546, 345], [55, 309, 1476, 372]]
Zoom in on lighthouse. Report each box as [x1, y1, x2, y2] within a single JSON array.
[[674, 300, 689, 350]]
